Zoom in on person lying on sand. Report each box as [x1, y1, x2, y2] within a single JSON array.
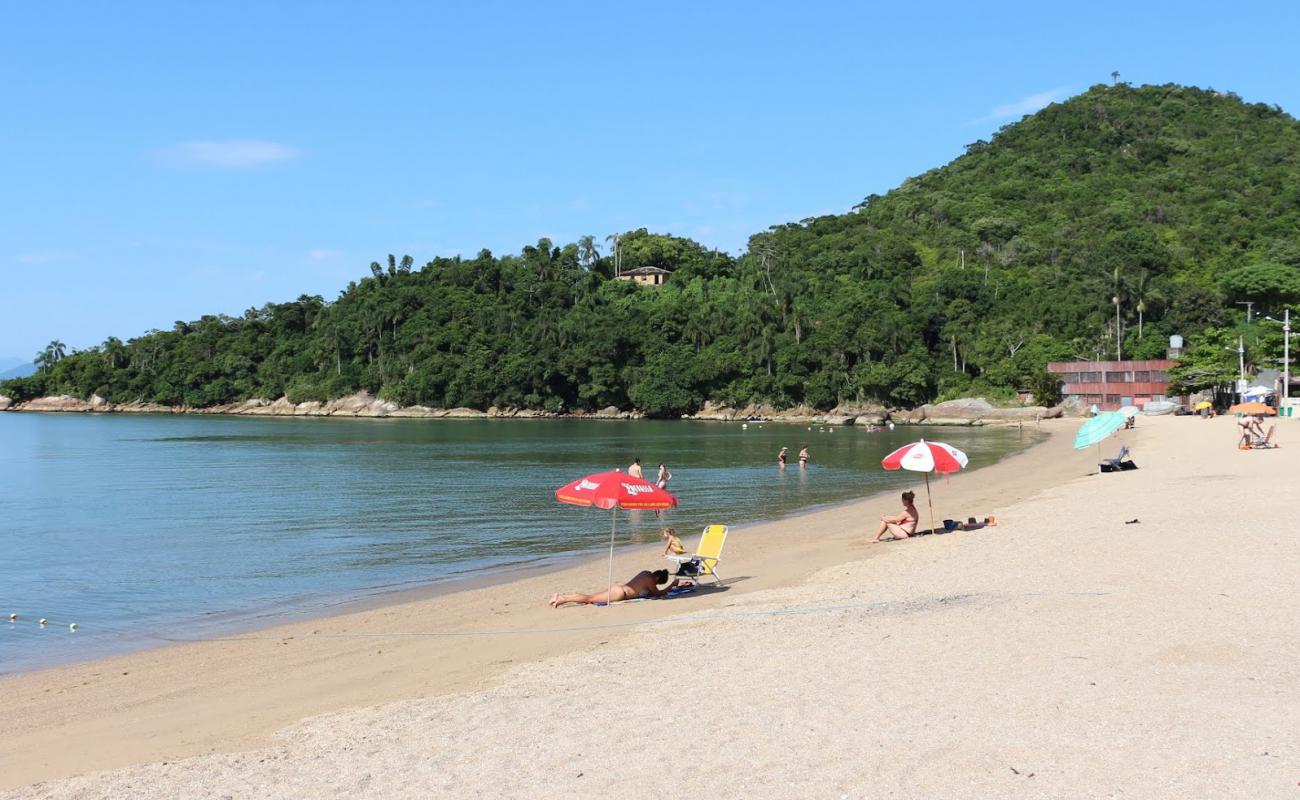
[[550, 569, 681, 608], [872, 490, 919, 542]]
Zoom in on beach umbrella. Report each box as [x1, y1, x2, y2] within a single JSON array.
[[1194, 401, 1213, 410], [1228, 401, 1276, 416], [1074, 412, 1125, 450], [1118, 405, 1140, 419], [555, 471, 678, 606], [881, 440, 969, 536], [1075, 411, 1125, 473]]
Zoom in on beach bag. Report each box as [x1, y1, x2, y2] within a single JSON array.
[[675, 558, 702, 577]]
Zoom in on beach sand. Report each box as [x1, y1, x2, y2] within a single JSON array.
[[3, 415, 1297, 798]]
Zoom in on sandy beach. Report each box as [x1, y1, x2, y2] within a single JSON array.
[[3, 414, 1297, 798]]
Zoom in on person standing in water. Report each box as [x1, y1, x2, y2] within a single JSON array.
[[778, 446, 788, 467], [656, 463, 672, 489], [628, 458, 643, 479], [798, 445, 810, 468]]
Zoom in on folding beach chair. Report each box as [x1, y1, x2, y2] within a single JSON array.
[[1099, 445, 1137, 472], [666, 524, 728, 586], [1252, 425, 1278, 449]]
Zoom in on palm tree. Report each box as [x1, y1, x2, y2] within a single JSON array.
[[577, 235, 601, 270], [1111, 70, 1120, 85], [35, 340, 66, 374], [604, 233, 621, 278]]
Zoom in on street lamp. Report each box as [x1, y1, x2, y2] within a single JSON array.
[[1225, 337, 1245, 406], [1262, 310, 1291, 408]]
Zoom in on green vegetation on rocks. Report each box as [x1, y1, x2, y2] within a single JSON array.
[[7, 84, 1300, 414]]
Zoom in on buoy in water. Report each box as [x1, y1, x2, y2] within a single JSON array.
[[38, 618, 47, 626], [69, 623, 78, 631], [7, 613, 15, 622]]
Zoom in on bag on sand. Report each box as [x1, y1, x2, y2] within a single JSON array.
[[675, 558, 702, 577]]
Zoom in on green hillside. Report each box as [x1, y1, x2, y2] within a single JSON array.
[[8, 83, 1300, 414]]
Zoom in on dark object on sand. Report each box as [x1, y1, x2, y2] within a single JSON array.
[[1125, 518, 1140, 524], [1099, 445, 1138, 473]]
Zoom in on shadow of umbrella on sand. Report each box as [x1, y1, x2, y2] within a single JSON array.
[[554, 471, 678, 606], [881, 439, 969, 536]]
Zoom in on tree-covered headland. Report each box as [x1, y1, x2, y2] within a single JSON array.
[[7, 84, 1300, 415]]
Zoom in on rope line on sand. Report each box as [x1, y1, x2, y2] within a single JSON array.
[[144, 591, 1110, 644]]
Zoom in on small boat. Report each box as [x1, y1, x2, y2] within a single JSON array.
[[1142, 400, 1178, 416]]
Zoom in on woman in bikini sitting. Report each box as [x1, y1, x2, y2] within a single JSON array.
[[550, 569, 680, 608], [871, 490, 919, 542]]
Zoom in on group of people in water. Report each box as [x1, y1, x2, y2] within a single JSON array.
[[627, 458, 672, 488], [777, 445, 810, 468]]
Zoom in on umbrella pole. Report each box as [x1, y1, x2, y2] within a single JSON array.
[[925, 472, 936, 536], [606, 508, 617, 608]]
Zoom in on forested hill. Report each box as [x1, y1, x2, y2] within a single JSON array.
[[8, 83, 1300, 415]]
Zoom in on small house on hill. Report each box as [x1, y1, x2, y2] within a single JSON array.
[[617, 266, 671, 286]]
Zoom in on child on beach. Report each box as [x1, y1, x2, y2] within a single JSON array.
[[662, 527, 686, 556]]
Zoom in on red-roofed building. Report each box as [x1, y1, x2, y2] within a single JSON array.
[[1047, 359, 1182, 411]]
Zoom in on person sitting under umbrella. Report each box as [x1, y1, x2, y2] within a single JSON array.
[[871, 491, 919, 542], [549, 569, 681, 608]]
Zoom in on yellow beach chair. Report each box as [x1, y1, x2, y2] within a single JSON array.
[[665, 524, 728, 585]]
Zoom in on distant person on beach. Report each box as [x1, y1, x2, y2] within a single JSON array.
[[549, 569, 680, 608], [1238, 416, 1263, 448], [662, 527, 686, 556], [798, 445, 809, 467], [656, 463, 672, 489], [872, 491, 919, 542], [628, 458, 643, 479], [778, 446, 788, 466]]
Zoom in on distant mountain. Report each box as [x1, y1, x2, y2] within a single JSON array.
[[0, 362, 36, 380], [0, 357, 25, 370]]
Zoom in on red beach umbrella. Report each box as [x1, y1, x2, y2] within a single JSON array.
[[881, 439, 969, 536], [555, 471, 678, 605]]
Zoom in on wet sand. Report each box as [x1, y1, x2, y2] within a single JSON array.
[[4, 415, 1296, 798]]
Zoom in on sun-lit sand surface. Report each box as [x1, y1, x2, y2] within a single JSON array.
[[4, 415, 1297, 798]]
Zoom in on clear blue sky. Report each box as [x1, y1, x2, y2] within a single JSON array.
[[4, 1, 1299, 361]]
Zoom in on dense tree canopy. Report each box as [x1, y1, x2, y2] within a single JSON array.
[[7, 84, 1300, 414]]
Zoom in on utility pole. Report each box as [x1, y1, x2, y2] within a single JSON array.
[[1237, 301, 1255, 324], [1284, 309, 1291, 407], [1238, 335, 1246, 406], [1113, 295, 1122, 361]]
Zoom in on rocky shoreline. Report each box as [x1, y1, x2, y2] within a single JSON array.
[[0, 392, 1064, 425]]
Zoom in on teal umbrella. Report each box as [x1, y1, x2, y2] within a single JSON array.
[[1076, 412, 1125, 474], [1075, 412, 1125, 449]]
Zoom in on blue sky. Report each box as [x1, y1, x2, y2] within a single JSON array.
[[4, 1, 1300, 360]]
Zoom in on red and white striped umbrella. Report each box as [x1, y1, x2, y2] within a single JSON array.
[[880, 439, 969, 474], [880, 439, 969, 535]]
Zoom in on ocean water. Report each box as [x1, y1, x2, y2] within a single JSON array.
[[0, 413, 1042, 674]]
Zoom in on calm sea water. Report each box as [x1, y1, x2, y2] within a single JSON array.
[[0, 413, 1042, 674]]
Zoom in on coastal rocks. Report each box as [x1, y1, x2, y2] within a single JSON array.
[[0, 395, 11, 411], [16, 394, 98, 412], [690, 401, 740, 421], [117, 401, 178, 414], [895, 397, 1054, 426], [442, 407, 488, 418]]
